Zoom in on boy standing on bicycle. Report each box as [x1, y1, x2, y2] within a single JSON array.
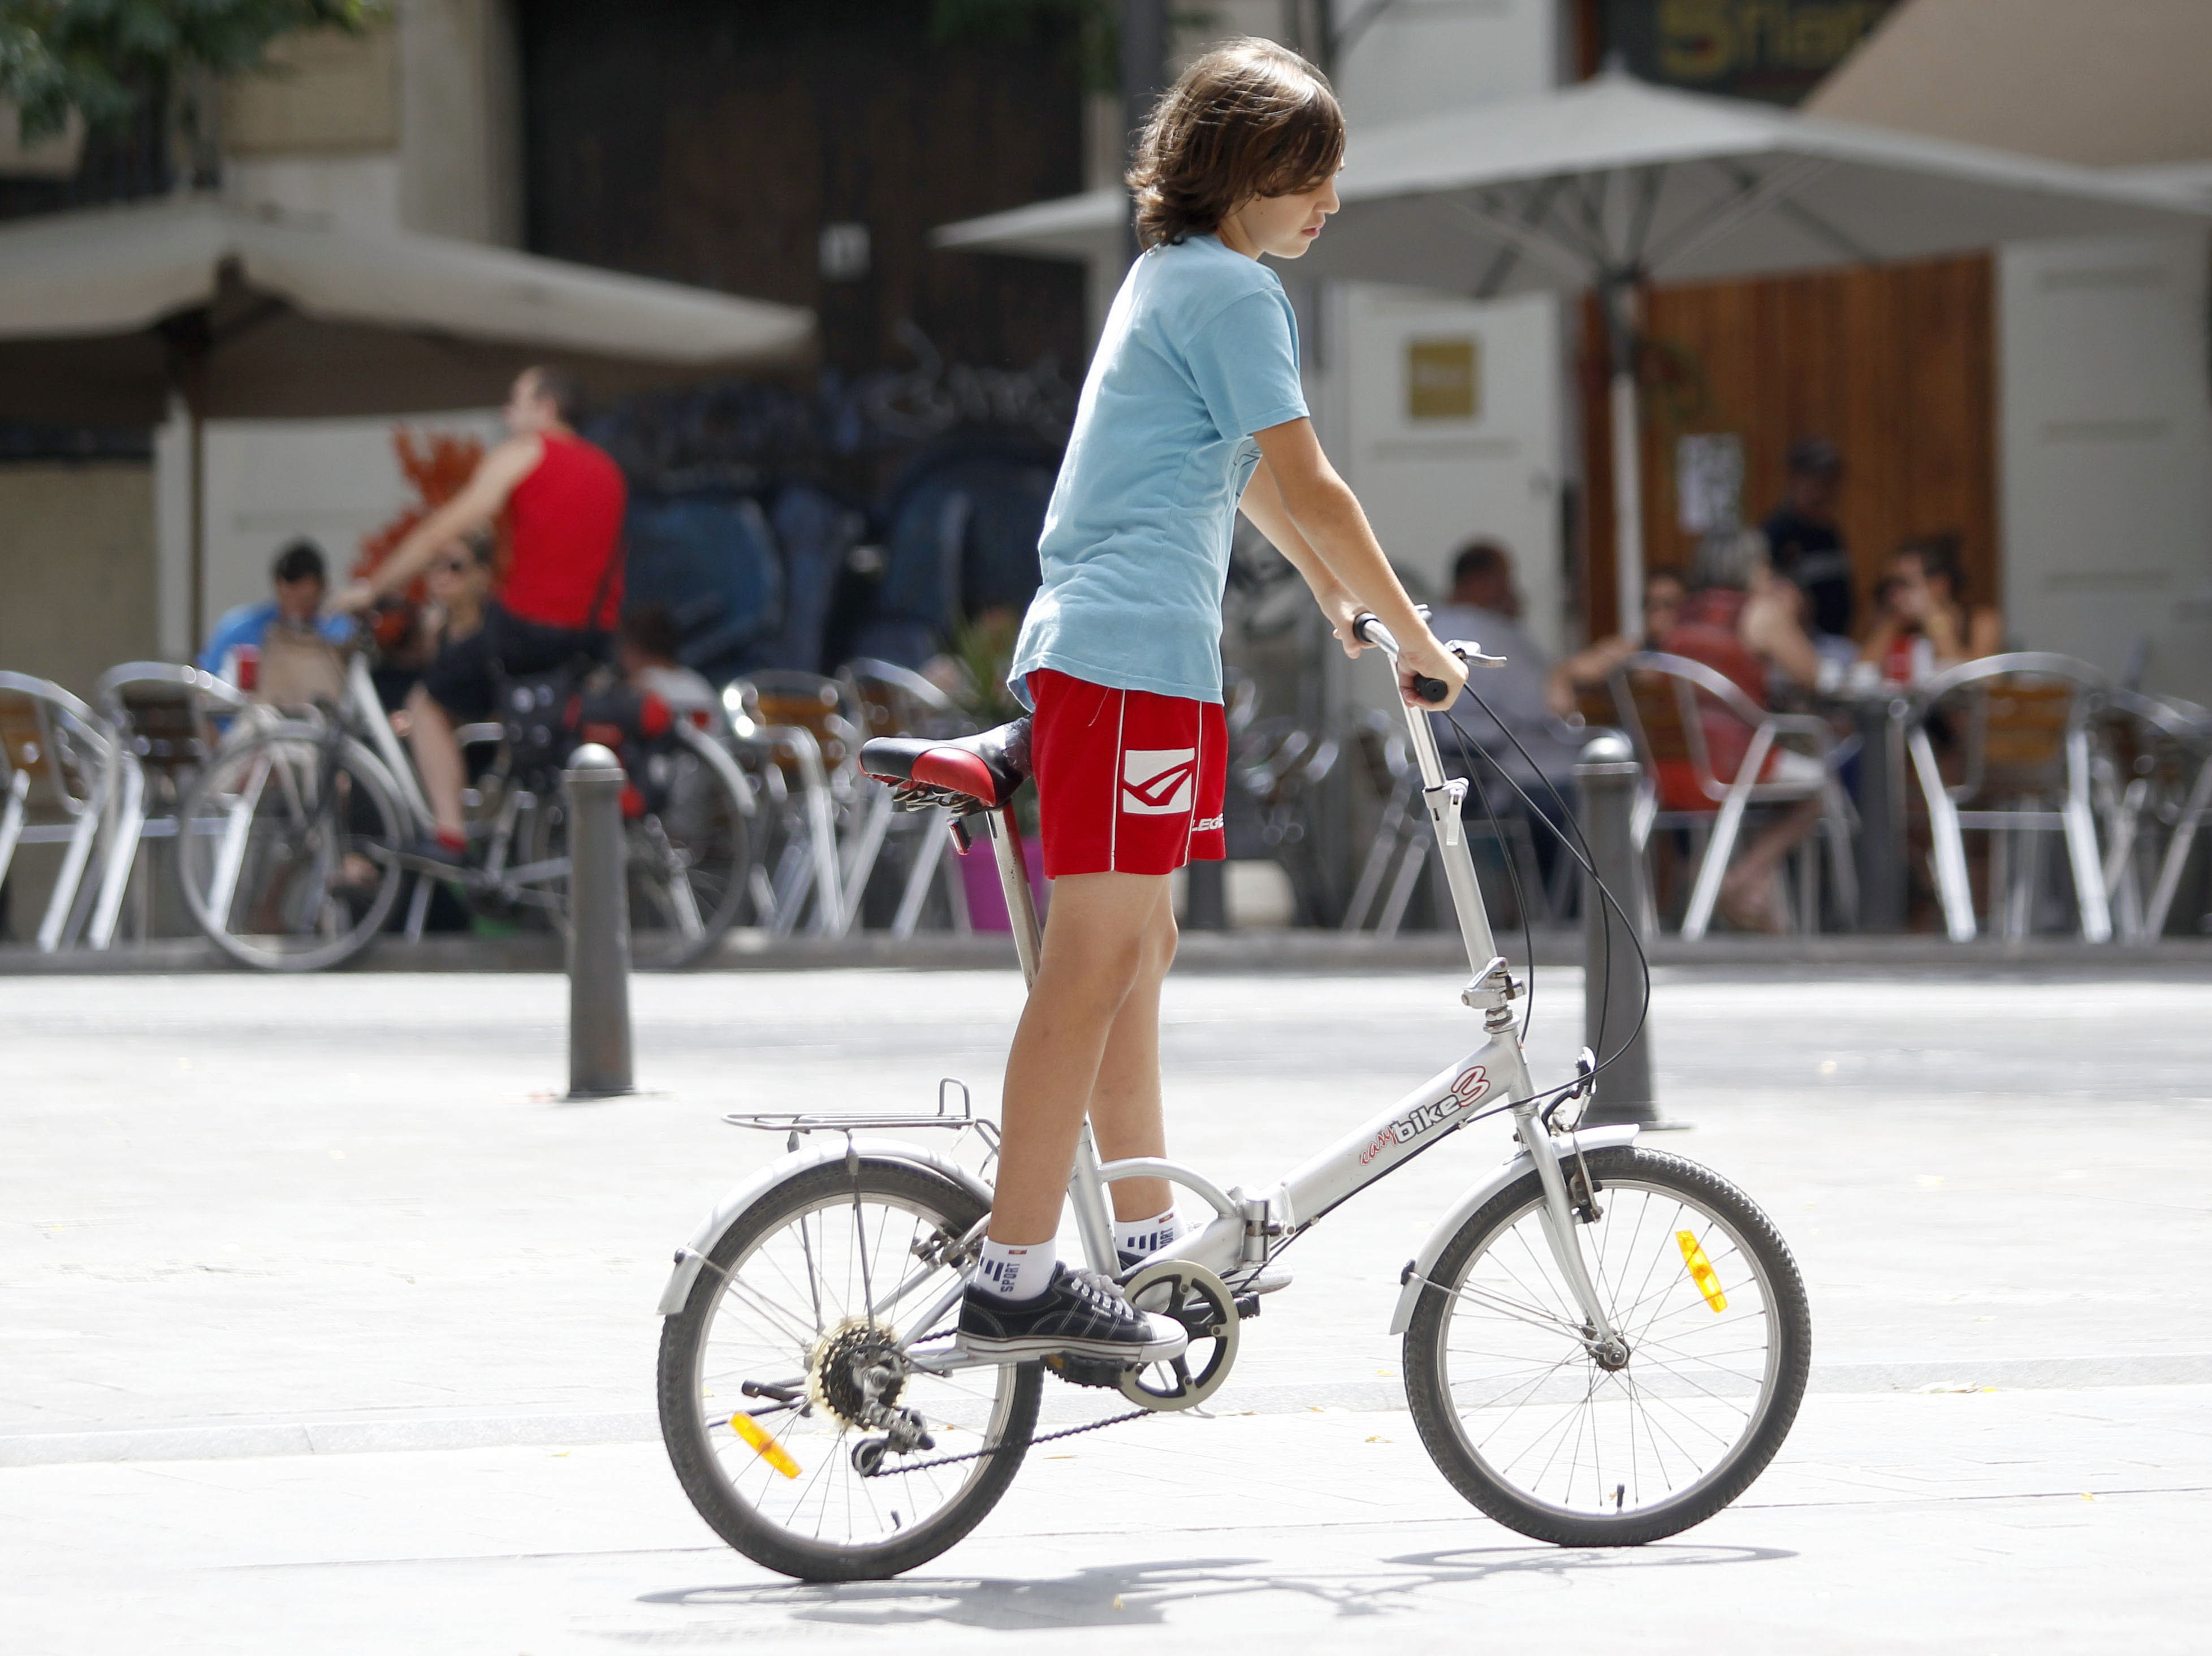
[[960, 38, 1466, 1361]]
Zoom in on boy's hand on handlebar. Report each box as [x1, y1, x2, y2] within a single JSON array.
[[1399, 633, 1468, 710], [1324, 589, 1371, 658]]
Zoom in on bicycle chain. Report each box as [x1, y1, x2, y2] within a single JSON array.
[[859, 1407, 1148, 1478]]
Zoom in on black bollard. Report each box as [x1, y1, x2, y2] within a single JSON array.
[[565, 743, 633, 1099], [1183, 859, 1229, 930], [1575, 732, 1669, 1128]]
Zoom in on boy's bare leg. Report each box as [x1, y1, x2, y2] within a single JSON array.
[[987, 870, 1171, 1245], [1085, 882, 1178, 1222], [404, 684, 469, 841]]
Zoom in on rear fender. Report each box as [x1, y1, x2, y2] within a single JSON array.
[[1384, 1124, 1641, 1335], [656, 1138, 990, 1316]]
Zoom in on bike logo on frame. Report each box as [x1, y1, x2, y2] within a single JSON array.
[[1362, 1066, 1489, 1164]]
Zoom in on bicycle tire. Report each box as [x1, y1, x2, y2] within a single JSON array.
[[1403, 1145, 1809, 1547], [176, 723, 407, 972], [504, 723, 754, 969], [626, 722, 755, 968], [658, 1159, 1040, 1581]]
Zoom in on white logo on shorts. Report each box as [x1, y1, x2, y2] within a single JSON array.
[[1121, 748, 1196, 815]]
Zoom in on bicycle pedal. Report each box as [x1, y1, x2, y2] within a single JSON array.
[[1042, 1352, 1132, 1390], [1234, 1293, 1260, 1320]]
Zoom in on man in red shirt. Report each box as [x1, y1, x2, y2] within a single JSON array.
[[335, 365, 627, 859]]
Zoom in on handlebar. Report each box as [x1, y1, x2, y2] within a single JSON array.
[[1350, 612, 1505, 706]]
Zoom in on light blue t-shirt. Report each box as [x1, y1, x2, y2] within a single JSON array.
[[1010, 234, 1308, 705]]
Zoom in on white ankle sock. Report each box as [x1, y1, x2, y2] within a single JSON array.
[[977, 1238, 1051, 1303], [1116, 1207, 1182, 1258]]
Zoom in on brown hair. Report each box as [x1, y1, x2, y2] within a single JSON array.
[[1129, 38, 1344, 251], [1895, 531, 1965, 598], [521, 363, 582, 422]]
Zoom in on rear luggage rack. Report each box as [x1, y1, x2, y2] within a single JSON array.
[[723, 1078, 1001, 1157]]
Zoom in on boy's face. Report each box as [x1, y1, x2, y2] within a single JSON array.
[[1226, 173, 1340, 260]]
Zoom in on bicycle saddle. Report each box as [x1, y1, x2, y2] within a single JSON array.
[[859, 717, 1032, 812]]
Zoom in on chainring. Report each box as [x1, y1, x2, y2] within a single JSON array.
[[1116, 1261, 1240, 1413]]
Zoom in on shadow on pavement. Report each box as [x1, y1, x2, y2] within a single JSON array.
[[639, 1542, 1793, 1629]]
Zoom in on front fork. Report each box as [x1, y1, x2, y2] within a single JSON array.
[[1512, 1101, 1627, 1360]]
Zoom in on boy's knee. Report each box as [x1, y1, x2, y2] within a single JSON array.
[[1142, 905, 1179, 977]]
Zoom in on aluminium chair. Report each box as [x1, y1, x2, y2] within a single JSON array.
[[0, 672, 116, 951], [1904, 653, 2111, 943], [2094, 688, 2211, 942], [1340, 710, 1549, 937], [87, 662, 247, 949], [1609, 653, 1857, 941], [839, 658, 973, 938], [727, 671, 858, 938]]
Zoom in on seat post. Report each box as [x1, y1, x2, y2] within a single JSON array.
[[979, 807, 1043, 989]]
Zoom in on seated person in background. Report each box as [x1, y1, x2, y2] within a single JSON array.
[[1660, 528, 1828, 934], [419, 531, 496, 652], [1547, 565, 1687, 717], [386, 534, 497, 736], [197, 539, 354, 679], [1428, 539, 1583, 804], [617, 605, 719, 716], [1857, 532, 2002, 682]]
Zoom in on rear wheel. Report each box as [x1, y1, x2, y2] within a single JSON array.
[[1403, 1145, 1809, 1546], [658, 1160, 1039, 1581], [177, 723, 405, 971], [508, 724, 754, 968], [625, 722, 754, 967]]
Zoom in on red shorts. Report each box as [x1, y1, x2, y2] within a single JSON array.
[[1027, 669, 1227, 878]]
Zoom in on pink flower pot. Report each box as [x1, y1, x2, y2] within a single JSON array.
[[956, 834, 1049, 932]]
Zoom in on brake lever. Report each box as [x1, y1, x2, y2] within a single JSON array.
[[1444, 639, 1510, 669]]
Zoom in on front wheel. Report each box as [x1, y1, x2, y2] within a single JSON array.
[[657, 1159, 1040, 1581], [1404, 1145, 1809, 1547]]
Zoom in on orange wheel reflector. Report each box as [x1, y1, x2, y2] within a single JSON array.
[[731, 1411, 802, 1478], [1675, 1230, 1729, 1313]]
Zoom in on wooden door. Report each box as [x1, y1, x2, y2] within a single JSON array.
[[1578, 255, 1998, 642]]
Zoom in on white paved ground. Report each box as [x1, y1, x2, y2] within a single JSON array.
[[3, 964, 2209, 1651]]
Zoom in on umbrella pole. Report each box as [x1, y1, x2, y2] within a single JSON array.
[[1603, 278, 1645, 641], [163, 314, 213, 654]]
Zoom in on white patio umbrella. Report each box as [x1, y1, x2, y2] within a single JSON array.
[[0, 195, 815, 640], [936, 70, 2209, 628]]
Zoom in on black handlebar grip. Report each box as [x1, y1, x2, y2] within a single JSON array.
[[1351, 612, 1380, 644], [1411, 674, 1450, 705]]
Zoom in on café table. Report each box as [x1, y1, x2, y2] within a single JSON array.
[[1813, 680, 1914, 932]]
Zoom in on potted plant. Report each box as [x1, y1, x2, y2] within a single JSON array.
[[940, 611, 1047, 930]]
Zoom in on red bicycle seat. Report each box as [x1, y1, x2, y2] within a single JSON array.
[[859, 717, 1031, 812]]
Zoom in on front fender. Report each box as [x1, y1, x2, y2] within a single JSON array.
[[656, 1137, 991, 1316], [1384, 1124, 1640, 1334]]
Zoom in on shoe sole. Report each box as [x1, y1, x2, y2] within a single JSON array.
[[955, 1329, 1187, 1364]]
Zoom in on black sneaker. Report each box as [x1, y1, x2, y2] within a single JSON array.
[[958, 1263, 1187, 1362]]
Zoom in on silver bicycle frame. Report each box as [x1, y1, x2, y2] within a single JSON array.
[[982, 619, 1623, 1348]]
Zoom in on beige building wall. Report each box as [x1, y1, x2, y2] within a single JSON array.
[[0, 466, 158, 700], [220, 0, 520, 244]]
